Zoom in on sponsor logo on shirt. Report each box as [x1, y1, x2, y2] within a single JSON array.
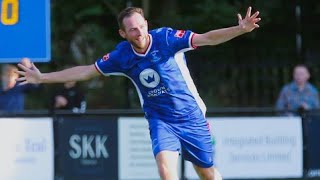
[[174, 30, 186, 38], [139, 68, 171, 97], [147, 86, 170, 97], [139, 68, 160, 88]]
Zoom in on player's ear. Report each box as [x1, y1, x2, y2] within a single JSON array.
[[119, 29, 126, 39]]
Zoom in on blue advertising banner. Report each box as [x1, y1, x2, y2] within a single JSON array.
[[56, 116, 118, 180], [0, 0, 50, 62], [305, 112, 320, 178]]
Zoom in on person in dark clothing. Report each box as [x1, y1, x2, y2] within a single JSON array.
[[50, 81, 86, 113]]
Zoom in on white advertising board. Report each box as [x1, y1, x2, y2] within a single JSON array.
[[185, 116, 303, 179], [118, 117, 181, 180], [0, 118, 54, 180]]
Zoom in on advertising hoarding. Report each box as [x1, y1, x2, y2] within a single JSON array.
[[56, 116, 118, 180], [0, 0, 50, 62], [0, 117, 54, 180], [185, 116, 303, 179]]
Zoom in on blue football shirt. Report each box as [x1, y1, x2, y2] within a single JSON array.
[[95, 27, 206, 120]]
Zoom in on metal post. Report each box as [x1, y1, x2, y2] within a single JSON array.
[[295, 0, 303, 62]]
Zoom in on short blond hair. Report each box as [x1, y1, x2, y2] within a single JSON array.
[[117, 7, 144, 30]]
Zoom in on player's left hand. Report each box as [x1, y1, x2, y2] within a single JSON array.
[[237, 7, 261, 33]]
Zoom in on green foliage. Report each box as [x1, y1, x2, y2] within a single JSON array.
[[25, 0, 320, 110]]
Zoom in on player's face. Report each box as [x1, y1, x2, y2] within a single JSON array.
[[120, 13, 149, 53]]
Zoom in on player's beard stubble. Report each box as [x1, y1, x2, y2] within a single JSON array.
[[129, 34, 150, 53]]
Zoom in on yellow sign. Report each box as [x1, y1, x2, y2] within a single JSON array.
[[1, 0, 19, 25]]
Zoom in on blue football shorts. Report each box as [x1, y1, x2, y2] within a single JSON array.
[[148, 108, 214, 168]]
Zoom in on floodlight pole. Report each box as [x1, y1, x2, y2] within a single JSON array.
[[295, 0, 303, 62]]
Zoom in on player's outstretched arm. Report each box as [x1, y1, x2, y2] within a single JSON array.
[[16, 63, 99, 85], [193, 6, 261, 47]]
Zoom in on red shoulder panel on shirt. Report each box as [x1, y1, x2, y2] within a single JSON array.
[[174, 30, 186, 38], [102, 53, 110, 61]]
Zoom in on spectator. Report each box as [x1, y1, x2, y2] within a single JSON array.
[[276, 64, 319, 113], [50, 80, 86, 113], [0, 58, 39, 113]]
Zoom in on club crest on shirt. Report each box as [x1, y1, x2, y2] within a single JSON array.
[[150, 50, 161, 63], [174, 30, 185, 38], [102, 53, 110, 61]]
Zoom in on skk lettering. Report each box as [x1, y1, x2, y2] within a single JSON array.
[[69, 134, 109, 159]]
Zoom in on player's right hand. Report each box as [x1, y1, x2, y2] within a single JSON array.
[[16, 62, 42, 85]]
